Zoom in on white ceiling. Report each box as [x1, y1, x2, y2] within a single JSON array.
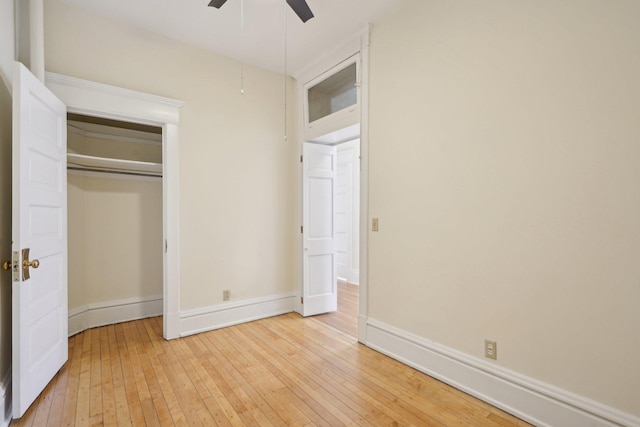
[[62, 0, 405, 76]]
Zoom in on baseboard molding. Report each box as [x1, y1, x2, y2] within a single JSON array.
[[180, 293, 296, 337], [0, 367, 11, 427], [338, 269, 360, 285], [365, 318, 639, 427], [68, 294, 163, 336]]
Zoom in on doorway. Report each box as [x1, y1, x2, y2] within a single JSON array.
[[296, 33, 370, 342], [313, 138, 360, 337], [66, 114, 164, 335], [45, 72, 183, 339]]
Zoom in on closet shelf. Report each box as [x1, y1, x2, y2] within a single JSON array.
[[67, 153, 162, 176]]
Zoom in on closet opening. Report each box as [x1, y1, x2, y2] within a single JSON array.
[[66, 113, 164, 335]]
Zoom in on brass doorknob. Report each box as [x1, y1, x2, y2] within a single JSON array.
[[23, 259, 40, 269], [2, 260, 10, 271]]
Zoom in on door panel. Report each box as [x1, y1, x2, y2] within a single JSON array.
[[12, 62, 68, 418], [302, 142, 337, 316]]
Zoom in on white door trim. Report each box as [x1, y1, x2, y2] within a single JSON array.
[[45, 72, 183, 340], [358, 30, 370, 343], [295, 28, 370, 343]]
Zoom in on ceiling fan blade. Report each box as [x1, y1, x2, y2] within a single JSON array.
[[286, 0, 314, 23], [208, 0, 228, 8]]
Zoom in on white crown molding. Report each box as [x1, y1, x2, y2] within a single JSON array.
[[364, 317, 639, 427], [45, 72, 183, 126], [293, 26, 369, 84], [46, 72, 183, 108]]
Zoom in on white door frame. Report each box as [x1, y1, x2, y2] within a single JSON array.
[[294, 29, 370, 343], [44, 72, 183, 340]]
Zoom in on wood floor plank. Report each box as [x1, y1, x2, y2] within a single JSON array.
[[73, 327, 93, 426], [216, 330, 312, 425], [98, 326, 117, 427], [156, 334, 217, 425], [146, 350, 189, 426], [265, 315, 449, 425], [115, 322, 147, 426], [138, 351, 173, 426], [45, 342, 72, 426], [108, 324, 132, 427], [234, 321, 368, 426], [88, 328, 103, 425], [197, 334, 276, 426], [239, 321, 393, 426], [11, 286, 530, 427], [208, 330, 299, 426], [266, 317, 476, 425], [313, 282, 359, 338]]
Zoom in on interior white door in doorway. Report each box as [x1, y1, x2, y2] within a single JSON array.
[[10, 62, 68, 418], [302, 142, 338, 316]]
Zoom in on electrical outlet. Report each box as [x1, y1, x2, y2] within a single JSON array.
[[372, 218, 379, 232], [223, 290, 230, 301], [485, 340, 497, 360]]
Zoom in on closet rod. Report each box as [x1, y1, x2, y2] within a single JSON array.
[[67, 166, 162, 178]]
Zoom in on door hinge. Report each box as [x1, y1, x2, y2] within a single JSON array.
[[300, 226, 303, 234], [301, 297, 304, 304], [165, 239, 168, 253], [300, 155, 303, 163]]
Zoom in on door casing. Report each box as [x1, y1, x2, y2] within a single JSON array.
[[295, 29, 370, 343], [45, 72, 183, 340]]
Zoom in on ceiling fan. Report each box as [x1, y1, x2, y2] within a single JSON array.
[[208, 0, 314, 23]]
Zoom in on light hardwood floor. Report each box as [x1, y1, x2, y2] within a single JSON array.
[[11, 294, 530, 426], [313, 282, 359, 338]]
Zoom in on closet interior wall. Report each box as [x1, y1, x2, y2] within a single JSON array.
[[67, 117, 163, 333]]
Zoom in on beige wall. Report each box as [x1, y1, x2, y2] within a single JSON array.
[[68, 173, 163, 309], [68, 130, 163, 310], [44, 0, 299, 311], [0, 0, 13, 386], [369, 0, 640, 416]]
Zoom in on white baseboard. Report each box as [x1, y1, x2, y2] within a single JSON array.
[[0, 367, 11, 427], [338, 269, 360, 285], [68, 294, 163, 336], [180, 293, 296, 337], [365, 318, 639, 427]]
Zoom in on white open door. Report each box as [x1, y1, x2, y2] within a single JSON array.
[[302, 142, 337, 316], [11, 62, 68, 418]]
